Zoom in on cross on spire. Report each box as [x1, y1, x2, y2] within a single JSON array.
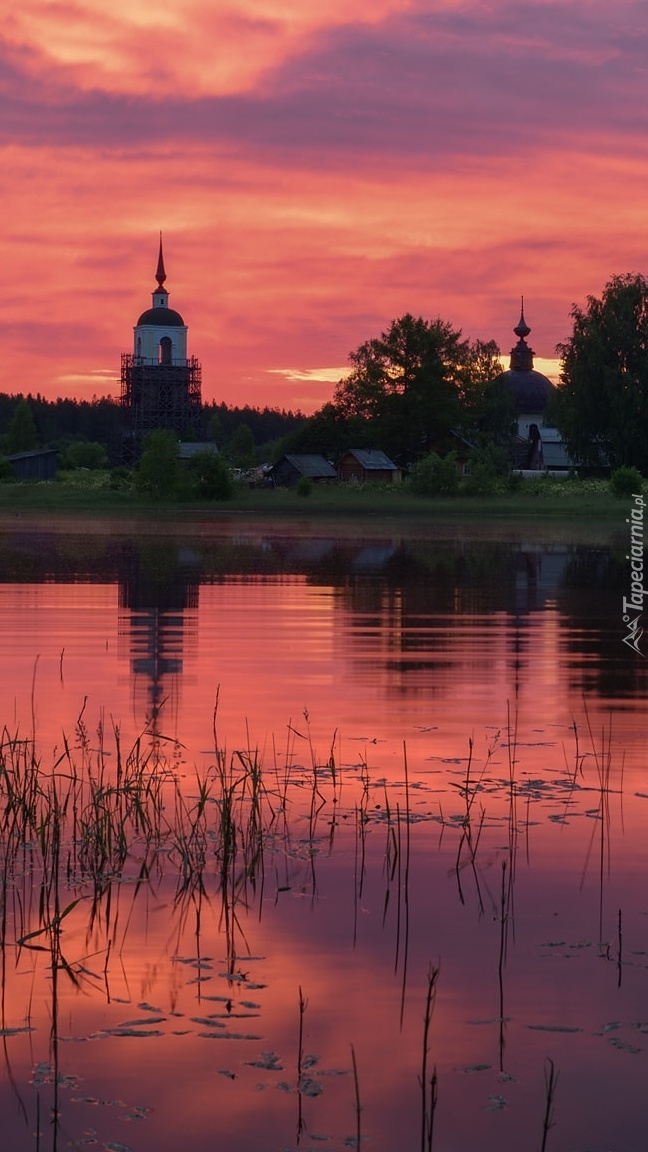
[[514, 296, 531, 340], [155, 232, 167, 290]]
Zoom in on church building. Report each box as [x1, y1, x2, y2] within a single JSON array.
[[493, 303, 573, 473], [121, 237, 202, 461]]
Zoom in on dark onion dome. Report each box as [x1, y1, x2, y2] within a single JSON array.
[[137, 305, 185, 327], [497, 367, 554, 413], [492, 301, 554, 413]]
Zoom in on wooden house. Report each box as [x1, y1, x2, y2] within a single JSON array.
[[337, 449, 401, 483], [5, 449, 58, 481], [269, 454, 337, 488]]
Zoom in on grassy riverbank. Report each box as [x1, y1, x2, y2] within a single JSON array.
[[0, 471, 636, 523]]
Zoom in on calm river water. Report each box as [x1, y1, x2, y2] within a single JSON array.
[[0, 516, 646, 1152]]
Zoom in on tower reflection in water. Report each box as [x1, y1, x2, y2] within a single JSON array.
[[118, 542, 200, 733]]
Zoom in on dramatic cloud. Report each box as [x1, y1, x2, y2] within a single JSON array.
[[1, 0, 648, 410]]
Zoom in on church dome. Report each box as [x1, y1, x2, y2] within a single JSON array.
[[137, 306, 185, 327], [493, 302, 554, 414], [497, 367, 554, 414]]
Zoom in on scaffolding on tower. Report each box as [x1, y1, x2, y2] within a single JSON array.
[[120, 353, 202, 463]]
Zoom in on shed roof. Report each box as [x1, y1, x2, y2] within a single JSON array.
[[177, 441, 218, 459], [5, 449, 57, 461], [281, 454, 337, 478], [342, 449, 399, 470]]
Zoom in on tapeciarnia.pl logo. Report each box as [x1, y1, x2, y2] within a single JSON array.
[[622, 492, 646, 657]]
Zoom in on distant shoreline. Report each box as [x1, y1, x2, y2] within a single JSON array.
[[0, 476, 631, 545]]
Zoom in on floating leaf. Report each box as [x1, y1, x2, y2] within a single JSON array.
[[608, 1038, 641, 1054], [299, 1076, 323, 1097], [101, 1029, 163, 1038], [528, 1025, 582, 1033], [247, 1051, 283, 1070], [487, 1095, 507, 1111], [118, 1018, 166, 1028], [120, 1105, 150, 1121]]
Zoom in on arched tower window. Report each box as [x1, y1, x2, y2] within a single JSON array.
[[159, 337, 173, 365]]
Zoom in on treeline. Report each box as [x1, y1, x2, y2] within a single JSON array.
[[204, 402, 303, 447], [0, 393, 306, 464], [0, 394, 123, 453]]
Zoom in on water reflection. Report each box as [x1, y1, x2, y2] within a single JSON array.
[[118, 540, 200, 728], [0, 522, 646, 1152], [0, 526, 645, 738]]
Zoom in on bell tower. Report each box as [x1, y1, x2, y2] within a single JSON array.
[[121, 236, 202, 461]]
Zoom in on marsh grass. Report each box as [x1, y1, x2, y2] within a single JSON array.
[[0, 702, 627, 1150], [540, 1058, 559, 1152], [419, 966, 439, 1152], [0, 704, 623, 958]]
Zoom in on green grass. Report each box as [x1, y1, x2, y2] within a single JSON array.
[[0, 470, 639, 527]]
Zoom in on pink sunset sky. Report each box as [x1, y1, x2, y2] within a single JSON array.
[[2, 0, 648, 414]]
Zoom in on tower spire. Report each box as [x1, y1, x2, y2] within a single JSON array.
[[510, 297, 534, 371], [155, 232, 166, 290], [514, 296, 531, 340]]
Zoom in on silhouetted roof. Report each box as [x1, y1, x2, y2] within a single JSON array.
[[343, 449, 399, 470], [496, 368, 555, 414], [281, 454, 337, 478], [178, 442, 218, 459], [137, 306, 185, 327]]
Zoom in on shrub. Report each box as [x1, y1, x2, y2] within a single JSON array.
[[59, 441, 107, 470], [609, 466, 644, 498], [188, 451, 234, 500], [296, 476, 314, 497], [411, 452, 460, 496], [461, 445, 507, 496], [136, 430, 180, 498], [0, 457, 16, 482], [109, 465, 134, 491], [506, 470, 523, 492]]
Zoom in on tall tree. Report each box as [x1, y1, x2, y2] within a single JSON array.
[[279, 402, 364, 459], [227, 423, 256, 469], [7, 398, 38, 453], [136, 430, 179, 498], [457, 339, 517, 448], [555, 273, 648, 471], [334, 314, 471, 465]]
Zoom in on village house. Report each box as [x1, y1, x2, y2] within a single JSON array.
[[337, 448, 401, 483]]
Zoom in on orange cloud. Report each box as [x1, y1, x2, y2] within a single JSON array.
[[2, 1, 648, 411], [5, 0, 419, 97]]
